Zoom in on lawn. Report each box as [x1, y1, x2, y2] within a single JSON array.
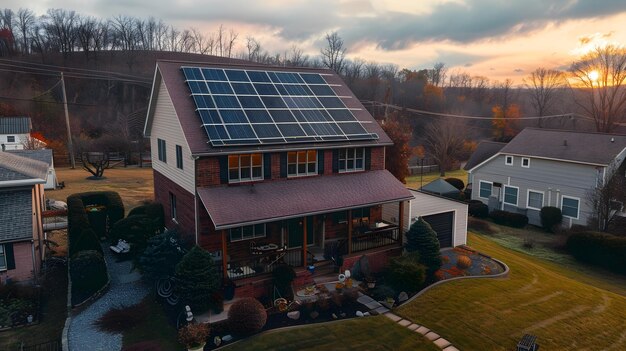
[[397, 233, 626, 350], [405, 169, 467, 190], [222, 315, 439, 351], [49, 167, 154, 213]]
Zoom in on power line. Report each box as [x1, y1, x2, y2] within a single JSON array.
[[0, 58, 149, 81], [0, 65, 151, 85], [0, 94, 106, 107]]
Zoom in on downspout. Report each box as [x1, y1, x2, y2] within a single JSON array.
[[31, 240, 37, 284]]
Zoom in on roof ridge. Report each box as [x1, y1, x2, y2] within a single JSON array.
[[522, 127, 626, 137], [0, 151, 49, 180]]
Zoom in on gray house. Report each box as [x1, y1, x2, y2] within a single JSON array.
[[466, 128, 626, 227]]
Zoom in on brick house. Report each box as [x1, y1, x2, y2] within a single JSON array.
[[0, 151, 47, 284], [143, 58, 413, 298]]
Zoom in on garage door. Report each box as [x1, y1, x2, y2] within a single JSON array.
[[423, 212, 454, 248]]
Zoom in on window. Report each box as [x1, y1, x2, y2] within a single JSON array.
[[0, 245, 6, 271], [169, 192, 177, 221], [505, 155, 514, 166], [288, 150, 317, 177], [230, 224, 266, 241], [6, 136, 15, 143], [561, 196, 580, 219], [527, 190, 544, 210], [332, 211, 347, 224], [175, 145, 183, 169], [352, 207, 370, 225], [503, 186, 519, 206], [479, 181, 492, 198], [521, 157, 530, 168], [339, 148, 364, 172], [228, 153, 263, 182], [157, 138, 167, 163]]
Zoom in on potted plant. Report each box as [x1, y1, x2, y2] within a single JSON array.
[[335, 281, 344, 292], [178, 323, 210, 351]]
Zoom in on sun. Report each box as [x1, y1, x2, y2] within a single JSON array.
[[588, 70, 599, 82]]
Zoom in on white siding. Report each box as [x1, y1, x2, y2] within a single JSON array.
[[0, 133, 29, 150], [382, 190, 468, 247], [149, 80, 195, 194]]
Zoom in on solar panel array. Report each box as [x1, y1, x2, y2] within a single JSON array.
[[182, 66, 378, 146]]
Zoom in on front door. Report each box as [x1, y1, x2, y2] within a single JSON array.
[[287, 217, 314, 248]]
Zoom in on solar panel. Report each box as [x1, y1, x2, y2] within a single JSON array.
[[182, 66, 378, 146]]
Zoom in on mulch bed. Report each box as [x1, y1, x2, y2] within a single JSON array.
[[437, 246, 504, 280]]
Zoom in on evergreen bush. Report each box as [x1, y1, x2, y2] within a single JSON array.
[[468, 201, 489, 218], [386, 253, 426, 294], [540, 206, 563, 232], [109, 215, 160, 255], [490, 210, 528, 228], [70, 250, 108, 295], [138, 229, 185, 282], [405, 217, 442, 275], [174, 246, 221, 313], [128, 202, 165, 229], [566, 231, 626, 275], [70, 228, 102, 257]]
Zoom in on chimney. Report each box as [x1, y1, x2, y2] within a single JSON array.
[[563, 139, 567, 146]]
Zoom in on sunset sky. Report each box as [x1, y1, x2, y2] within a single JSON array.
[[9, 0, 626, 84]]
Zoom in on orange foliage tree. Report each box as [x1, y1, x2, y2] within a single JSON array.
[[381, 113, 412, 183], [492, 104, 520, 142]]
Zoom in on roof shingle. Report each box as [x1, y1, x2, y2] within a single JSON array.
[[0, 189, 33, 242], [0, 151, 48, 183]]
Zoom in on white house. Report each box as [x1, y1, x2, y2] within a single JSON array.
[[0, 117, 32, 151]]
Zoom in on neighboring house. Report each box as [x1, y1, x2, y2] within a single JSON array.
[[466, 128, 626, 227], [0, 151, 48, 284], [383, 189, 468, 248], [144, 58, 414, 297], [0, 116, 32, 151], [7, 149, 58, 190]]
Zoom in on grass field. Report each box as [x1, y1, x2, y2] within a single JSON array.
[[405, 169, 467, 190], [222, 315, 439, 351], [397, 233, 626, 350], [48, 166, 154, 213]]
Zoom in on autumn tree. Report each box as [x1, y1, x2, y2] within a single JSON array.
[[491, 104, 521, 142], [524, 68, 567, 127], [381, 113, 412, 183], [424, 117, 467, 176], [570, 45, 626, 133]]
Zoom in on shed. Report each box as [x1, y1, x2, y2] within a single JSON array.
[[382, 189, 468, 248], [420, 178, 461, 198]]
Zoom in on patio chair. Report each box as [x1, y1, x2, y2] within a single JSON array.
[[109, 239, 131, 254]]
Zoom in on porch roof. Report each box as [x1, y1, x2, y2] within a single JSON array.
[[198, 170, 413, 230]]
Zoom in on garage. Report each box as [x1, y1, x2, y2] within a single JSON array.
[[423, 212, 454, 248], [382, 189, 468, 247]]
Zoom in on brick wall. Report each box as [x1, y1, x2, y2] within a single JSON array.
[[0, 241, 34, 283], [340, 246, 401, 275], [153, 170, 196, 244], [196, 157, 221, 187], [370, 146, 385, 170]]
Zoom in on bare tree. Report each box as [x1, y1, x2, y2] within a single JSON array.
[[588, 165, 626, 231], [16, 8, 35, 55], [320, 31, 346, 73], [76, 16, 97, 58], [524, 68, 567, 126], [570, 45, 626, 133], [427, 62, 447, 87], [424, 118, 467, 176], [43, 9, 78, 57], [287, 45, 309, 67], [245, 36, 261, 61]]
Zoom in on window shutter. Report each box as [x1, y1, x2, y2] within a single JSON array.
[[365, 148, 372, 170], [280, 153, 287, 178], [219, 156, 228, 184], [332, 149, 339, 173], [5, 243, 15, 270], [263, 153, 272, 180], [317, 150, 324, 174]]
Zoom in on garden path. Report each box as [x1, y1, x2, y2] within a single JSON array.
[[67, 244, 148, 351], [383, 312, 460, 351]]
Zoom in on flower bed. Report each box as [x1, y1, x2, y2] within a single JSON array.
[[0, 284, 39, 329], [436, 246, 504, 280]]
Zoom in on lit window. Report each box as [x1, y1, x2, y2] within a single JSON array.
[[228, 153, 263, 183], [504, 186, 519, 206], [288, 150, 317, 177], [505, 155, 513, 166], [230, 224, 266, 241], [561, 196, 580, 219], [339, 148, 364, 172], [479, 181, 492, 198], [522, 157, 530, 168], [527, 190, 543, 210]]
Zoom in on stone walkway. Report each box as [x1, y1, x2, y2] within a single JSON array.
[[67, 245, 148, 351], [383, 312, 460, 350]]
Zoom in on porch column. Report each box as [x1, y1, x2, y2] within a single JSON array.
[[398, 201, 405, 247], [302, 216, 307, 266], [221, 230, 228, 280], [347, 210, 353, 254]]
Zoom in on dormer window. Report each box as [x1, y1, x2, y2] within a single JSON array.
[[505, 155, 513, 166]]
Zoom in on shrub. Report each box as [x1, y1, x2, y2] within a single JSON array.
[[468, 201, 489, 218], [272, 264, 296, 299], [330, 290, 344, 308], [70, 228, 102, 257], [468, 217, 495, 234], [128, 202, 165, 230], [109, 215, 160, 254], [227, 298, 267, 336], [445, 177, 465, 190], [174, 246, 221, 313], [67, 195, 90, 245], [566, 231, 626, 275], [490, 210, 528, 228], [370, 285, 396, 302], [540, 206, 563, 233], [70, 250, 108, 295], [387, 254, 426, 294], [95, 302, 148, 334], [405, 218, 442, 275], [138, 229, 185, 282], [178, 323, 210, 349], [343, 287, 360, 302], [315, 297, 330, 311], [456, 255, 472, 269]]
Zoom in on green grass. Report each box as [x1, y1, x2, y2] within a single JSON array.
[[405, 169, 467, 190], [222, 315, 439, 351], [121, 296, 179, 350], [397, 233, 626, 350]]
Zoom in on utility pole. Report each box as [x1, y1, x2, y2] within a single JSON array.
[[60, 72, 76, 169]]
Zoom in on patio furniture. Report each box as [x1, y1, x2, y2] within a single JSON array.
[[517, 334, 539, 351], [110, 239, 131, 254]]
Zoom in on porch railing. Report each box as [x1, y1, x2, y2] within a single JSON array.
[[225, 247, 303, 280], [351, 226, 400, 253]]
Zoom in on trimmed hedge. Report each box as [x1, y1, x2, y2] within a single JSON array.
[[540, 206, 563, 232], [490, 210, 528, 228], [567, 231, 626, 275], [70, 228, 103, 257], [468, 200, 489, 218], [70, 250, 108, 296], [444, 177, 465, 191], [127, 202, 165, 230]]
